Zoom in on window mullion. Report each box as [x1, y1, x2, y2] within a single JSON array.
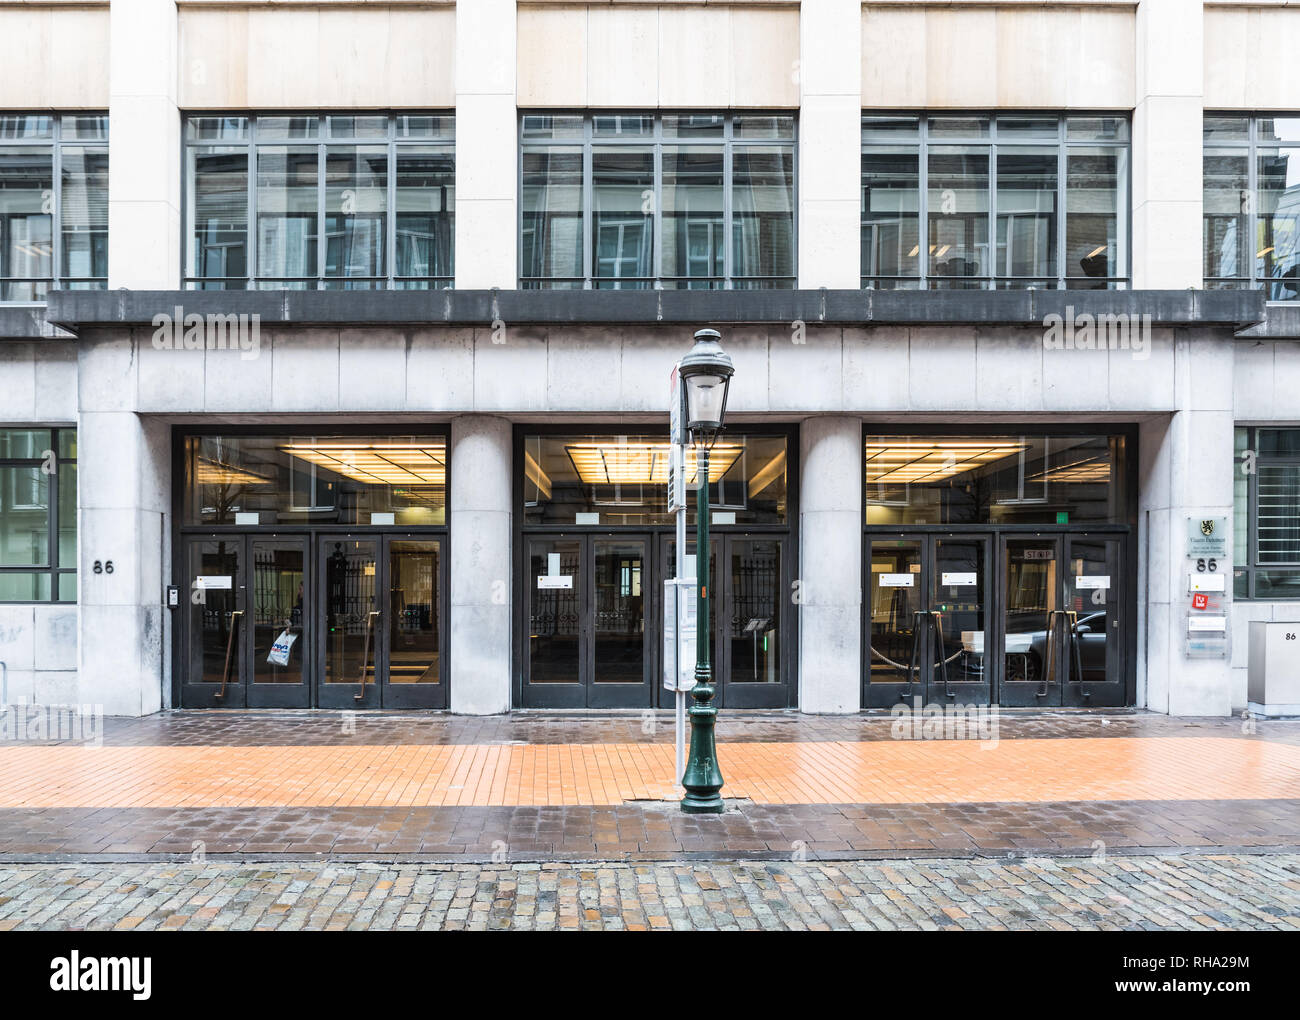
[[52, 129, 62, 290], [723, 115, 733, 288], [1058, 120, 1068, 291], [316, 130, 326, 288], [583, 117, 593, 288], [248, 121, 258, 289], [988, 138, 997, 290], [653, 117, 663, 289], [918, 119, 928, 289], [387, 117, 397, 289]]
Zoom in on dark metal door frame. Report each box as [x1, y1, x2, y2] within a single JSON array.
[[180, 534, 248, 708], [245, 534, 312, 709], [316, 534, 384, 709], [997, 534, 1067, 707], [379, 535, 449, 710]]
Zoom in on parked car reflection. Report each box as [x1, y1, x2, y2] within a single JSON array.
[[1003, 610, 1109, 684]]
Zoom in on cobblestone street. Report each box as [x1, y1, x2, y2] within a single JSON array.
[[1, 854, 1297, 931]]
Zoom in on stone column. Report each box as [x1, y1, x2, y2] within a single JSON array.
[[797, 0, 862, 289], [455, 0, 517, 289], [77, 335, 170, 715], [1139, 332, 1235, 716], [1133, 0, 1203, 288], [799, 415, 863, 712], [449, 415, 512, 714], [108, 0, 179, 289]]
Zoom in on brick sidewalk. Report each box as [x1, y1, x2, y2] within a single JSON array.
[[0, 711, 1297, 861], [1, 854, 1296, 931]]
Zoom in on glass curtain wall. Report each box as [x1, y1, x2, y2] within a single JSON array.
[[185, 115, 454, 289], [1204, 116, 1300, 300], [0, 115, 108, 301], [862, 115, 1129, 290], [521, 113, 795, 289]]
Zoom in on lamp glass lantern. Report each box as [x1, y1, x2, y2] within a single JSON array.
[[679, 329, 734, 439]]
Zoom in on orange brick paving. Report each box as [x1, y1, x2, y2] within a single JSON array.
[[0, 735, 1297, 809]]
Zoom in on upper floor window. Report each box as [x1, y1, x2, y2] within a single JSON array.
[[184, 114, 454, 290], [861, 115, 1130, 290], [0, 428, 76, 602], [1204, 116, 1300, 301], [520, 113, 796, 290], [0, 115, 108, 302]]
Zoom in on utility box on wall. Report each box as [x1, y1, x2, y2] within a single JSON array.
[[1247, 622, 1300, 717]]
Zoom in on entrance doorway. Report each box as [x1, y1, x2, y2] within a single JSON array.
[[520, 532, 791, 709], [865, 530, 1128, 707], [180, 533, 446, 708]]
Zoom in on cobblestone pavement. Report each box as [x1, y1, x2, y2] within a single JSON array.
[[0, 854, 1296, 931]]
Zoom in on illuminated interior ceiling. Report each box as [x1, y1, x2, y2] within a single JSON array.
[[194, 459, 274, 487], [565, 442, 743, 485], [280, 442, 447, 489], [864, 440, 1027, 485]]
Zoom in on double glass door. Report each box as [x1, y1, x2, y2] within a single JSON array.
[[866, 531, 1128, 707], [182, 533, 445, 708], [522, 532, 789, 708], [866, 535, 991, 707]]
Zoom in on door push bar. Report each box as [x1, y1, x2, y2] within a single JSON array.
[[900, 610, 955, 700], [1039, 610, 1086, 698], [355, 610, 381, 701], [216, 610, 244, 700]]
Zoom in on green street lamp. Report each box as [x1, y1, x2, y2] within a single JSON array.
[[679, 327, 734, 814]]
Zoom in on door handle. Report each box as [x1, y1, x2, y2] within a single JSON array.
[[1063, 609, 1088, 697], [930, 610, 954, 699], [216, 610, 244, 700], [900, 609, 927, 700], [355, 610, 380, 701], [1039, 609, 1065, 698]]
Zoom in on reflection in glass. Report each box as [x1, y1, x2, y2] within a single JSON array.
[[592, 147, 653, 287], [0, 146, 53, 300], [395, 146, 454, 283], [868, 541, 922, 684], [996, 147, 1057, 282], [0, 467, 49, 565], [1257, 146, 1300, 300], [522, 433, 788, 527], [729, 540, 781, 684], [59, 146, 108, 284], [388, 541, 440, 683], [1066, 147, 1125, 285], [928, 147, 988, 285], [662, 146, 724, 287], [324, 146, 387, 285], [864, 434, 1125, 526], [732, 146, 795, 285], [1069, 540, 1118, 683], [521, 147, 583, 285], [593, 540, 646, 683], [187, 541, 241, 685], [323, 540, 377, 684], [184, 435, 447, 526], [935, 539, 985, 683], [1003, 541, 1056, 686], [528, 539, 582, 684], [252, 542, 306, 684], [861, 150, 920, 284], [187, 147, 248, 286], [256, 146, 319, 284]]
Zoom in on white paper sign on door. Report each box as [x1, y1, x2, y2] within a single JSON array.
[[879, 573, 914, 587], [941, 572, 977, 586], [1076, 575, 1111, 590], [195, 575, 233, 590], [537, 575, 573, 590]]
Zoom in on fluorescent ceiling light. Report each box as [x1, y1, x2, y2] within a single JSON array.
[[281, 442, 447, 487], [195, 459, 274, 487], [863, 440, 1027, 484], [1086, 245, 1107, 258], [565, 441, 742, 485]]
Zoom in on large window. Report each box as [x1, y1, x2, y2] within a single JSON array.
[[183, 434, 447, 526], [522, 431, 789, 526], [1234, 426, 1300, 599], [0, 429, 76, 601], [184, 115, 454, 290], [864, 432, 1130, 526], [861, 115, 1129, 290], [1204, 116, 1300, 301], [520, 113, 796, 290], [0, 115, 108, 302]]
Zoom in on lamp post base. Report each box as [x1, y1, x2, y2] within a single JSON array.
[[680, 682, 724, 814]]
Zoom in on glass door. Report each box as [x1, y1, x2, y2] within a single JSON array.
[[999, 537, 1065, 706], [382, 538, 446, 709], [182, 537, 246, 708], [865, 537, 925, 707], [248, 537, 311, 708], [931, 536, 992, 705], [1061, 536, 1126, 706], [524, 537, 585, 707], [590, 537, 652, 707], [724, 537, 788, 708], [318, 536, 381, 708]]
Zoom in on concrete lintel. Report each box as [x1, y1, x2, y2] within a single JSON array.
[[45, 288, 1268, 332]]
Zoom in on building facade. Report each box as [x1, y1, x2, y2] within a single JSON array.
[[0, 0, 1298, 717]]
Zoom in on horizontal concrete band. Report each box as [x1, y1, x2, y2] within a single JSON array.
[[32, 288, 1269, 334]]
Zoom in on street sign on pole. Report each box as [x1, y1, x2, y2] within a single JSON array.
[[662, 578, 698, 692], [669, 360, 689, 788]]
